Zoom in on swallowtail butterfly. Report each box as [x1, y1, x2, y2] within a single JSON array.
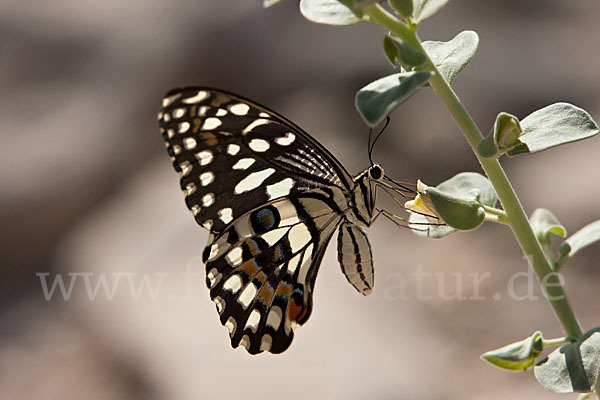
[[159, 87, 409, 354]]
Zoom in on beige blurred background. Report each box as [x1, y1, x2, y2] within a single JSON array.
[[2, 1, 600, 399]]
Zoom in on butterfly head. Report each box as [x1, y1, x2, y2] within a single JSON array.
[[349, 163, 385, 226], [368, 163, 384, 181]]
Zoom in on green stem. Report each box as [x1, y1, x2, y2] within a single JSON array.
[[483, 205, 509, 225], [542, 336, 575, 348], [364, 4, 583, 339]]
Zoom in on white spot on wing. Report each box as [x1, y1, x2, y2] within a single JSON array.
[[226, 246, 243, 266], [202, 220, 213, 230], [207, 243, 219, 261], [287, 252, 302, 273], [261, 227, 289, 246], [199, 171, 215, 186], [260, 334, 272, 352], [230, 103, 250, 116], [248, 138, 270, 152], [238, 283, 257, 309], [202, 117, 222, 130], [218, 208, 233, 224], [234, 168, 276, 194], [214, 296, 225, 313], [223, 275, 242, 294], [288, 223, 311, 253], [184, 183, 196, 196], [232, 157, 255, 170], [182, 90, 208, 104], [178, 121, 190, 133], [298, 243, 314, 284], [162, 93, 182, 107], [202, 193, 215, 207], [178, 161, 192, 176], [240, 334, 251, 349], [266, 306, 283, 330], [275, 132, 296, 146], [183, 137, 197, 150], [216, 108, 228, 117], [242, 118, 270, 134], [207, 268, 222, 288], [225, 316, 237, 336], [227, 144, 240, 155], [173, 108, 186, 118], [195, 150, 213, 165], [266, 178, 295, 200], [245, 309, 261, 333]]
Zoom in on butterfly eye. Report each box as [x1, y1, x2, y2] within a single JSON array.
[[368, 164, 383, 180]]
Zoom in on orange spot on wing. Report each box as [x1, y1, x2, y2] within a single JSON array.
[[288, 299, 307, 323], [236, 259, 259, 278], [202, 132, 218, 146], [192, 118, 202, 133]]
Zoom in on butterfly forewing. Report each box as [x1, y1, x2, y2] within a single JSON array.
[[159, 87, 369, 354], [159, 87, 353, 234]]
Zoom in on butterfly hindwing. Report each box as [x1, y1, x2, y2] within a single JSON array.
[[204, 192, 342, 354]]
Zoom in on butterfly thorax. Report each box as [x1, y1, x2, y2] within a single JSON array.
[[346, 163, 383, 228]]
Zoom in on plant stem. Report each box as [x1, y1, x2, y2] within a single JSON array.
[[483, 206, 509, 225], [364, 4, 583, 339]]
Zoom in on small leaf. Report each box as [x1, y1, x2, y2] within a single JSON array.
[[425, 187, 485, 231], [557, 220, 600, 267], [388, 0, 413, 18], [388, 35, 426, 67], [507, 103, 599, 157], [530, 208, 567, 243], [408, 172, 497, 238], [355, 71, 433, 127], [263, 0, 285, 7], [482, 331, 544, 371], [299, 0, 361, 26], [534, 328, 600, 393], [478, 112, 522, 158], [422, 30, 479, 85], [383, 36, 399, 67], [495, 113, 522, 149], [339, 0, 377, 8], [412, 0, 448, 23]]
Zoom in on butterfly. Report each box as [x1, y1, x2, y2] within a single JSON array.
[[158, 87, 412, 354]]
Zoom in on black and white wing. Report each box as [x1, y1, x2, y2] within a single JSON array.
[[159, 87, 354, 353]]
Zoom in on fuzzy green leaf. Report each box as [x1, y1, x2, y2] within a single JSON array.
[[263, 0, 285, 7], [388, 35, 426, 67], [422, 30, 479, 85], [299, 0, 361, 25], [383, 36, 400, 67], [530, 208, 567, 243], [534, 328, 600, 393], [482, 331, 544, 371], [478, 112, 522, 158], [412, 0, 448, 23], [355, 71, 433, 127], [388, 0, 413, 18], [507, 103, 599, 156], [409, 172, 498, 238], [557, 220, 600, 267]]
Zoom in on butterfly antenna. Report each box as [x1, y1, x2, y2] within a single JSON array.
[[368, 116, 391, 165]]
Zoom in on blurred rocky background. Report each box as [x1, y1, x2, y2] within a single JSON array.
[[1, 0, 600, 399]]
